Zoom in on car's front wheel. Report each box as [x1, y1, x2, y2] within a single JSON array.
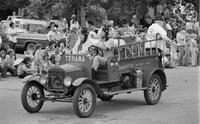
[[26, 43, 36, 53], [73, 84, 96, 118], [21, 82, 44, 113], [144, 74, 162, 105]]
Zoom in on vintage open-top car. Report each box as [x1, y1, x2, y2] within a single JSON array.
[[21, 37, 167, 118]]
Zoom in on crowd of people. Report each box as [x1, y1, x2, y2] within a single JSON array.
[[0, 3, 199, 79]]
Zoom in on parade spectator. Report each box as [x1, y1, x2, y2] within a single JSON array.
[[108, 20, 115, 38], [189, 35, 198, 66], [79, 22, 100, 54], [145, 19, 172, 67], [47, 26, 56, 41], [118, 18, 133, 37], [4, 49, 17, 76], [98, 20, 115, 38], [167, 40, 178, 68], [70, 14, 79, 30], [166, 19, 173, 39], [45, 41, 56, 57], [131, 15, 140, 29], [48, 22, 57, 30], [140, 15, 153, 29], [33, 44, 43, 70], [58, 18, 69, 33], [17, 57, 34, 78], [7, 22, 18, 51], [47, 27, 62, 42], [54, 48, 61, 65], [176, 30, 186, 65], [58, 41, 70, 55], [145, 20, 171, 53], [0, 50, 7, 77], [186, 19, 196, 34], [66, 26, 80, 53], [182, 41, 191, 66]]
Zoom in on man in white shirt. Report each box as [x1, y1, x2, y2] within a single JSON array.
[[145, 21, 171, 67], [7, 22, 18, 50], [92, 31, 116, 71], [145, 21, 171, 52]]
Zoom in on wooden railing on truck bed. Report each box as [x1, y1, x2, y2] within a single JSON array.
[[117, 35, 161, 60]]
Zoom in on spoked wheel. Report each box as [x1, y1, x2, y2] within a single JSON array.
[[73, 84, 96, 118], [21, 82, 44, 113], [144, 74, 162, 105]]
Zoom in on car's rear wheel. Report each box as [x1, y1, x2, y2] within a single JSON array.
[[26, 43, 36, 53], [73, 84, 96, 118], [144, 74, 162, 105], [21, 82, 44, 113]]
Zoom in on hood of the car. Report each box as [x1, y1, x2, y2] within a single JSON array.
[[48, 63, 90, 80], [59, 64, 83, 73]]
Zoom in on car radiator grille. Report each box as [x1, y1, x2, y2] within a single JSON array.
[[48, 70, 65, 90]]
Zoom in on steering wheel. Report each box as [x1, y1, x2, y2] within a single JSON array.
[[88, 45, 104, 57]]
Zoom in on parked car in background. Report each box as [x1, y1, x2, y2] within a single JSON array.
[[16, 33, 48, 52], [0, 17, 50, 52]]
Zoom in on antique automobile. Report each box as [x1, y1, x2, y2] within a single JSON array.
[[21, 36, 167, 118]]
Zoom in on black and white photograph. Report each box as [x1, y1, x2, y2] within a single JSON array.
[[0, 0, 199, 124]]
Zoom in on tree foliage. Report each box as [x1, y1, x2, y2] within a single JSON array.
[[26, 0, 108, 26], [0, 0, 30, 10]]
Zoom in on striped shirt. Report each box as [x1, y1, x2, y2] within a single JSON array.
[[66, 33, 78, 50]]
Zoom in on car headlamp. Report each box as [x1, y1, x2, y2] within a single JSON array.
[[64, 76, 72, 87], [39, 76, 47, 85]]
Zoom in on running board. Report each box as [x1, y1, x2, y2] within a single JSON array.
[[103, 87, 147, 96], [38, 97, 73, 102]]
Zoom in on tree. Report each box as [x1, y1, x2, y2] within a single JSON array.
[[183, 0, 199, 12], [26, 0, 108, 27], [0, 0, 30, 11], [0, 0, 30, 20]]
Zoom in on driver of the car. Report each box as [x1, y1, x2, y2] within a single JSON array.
[[91, 30, 116, 71]]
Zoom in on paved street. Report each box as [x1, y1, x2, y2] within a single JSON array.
[[0, 66, 199, 124]]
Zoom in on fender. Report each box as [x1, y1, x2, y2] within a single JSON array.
[[143, 68, 167, 91], [25, 41, 37, 46], [72, 77, 102, 95], [22, 74, 41, 84]]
